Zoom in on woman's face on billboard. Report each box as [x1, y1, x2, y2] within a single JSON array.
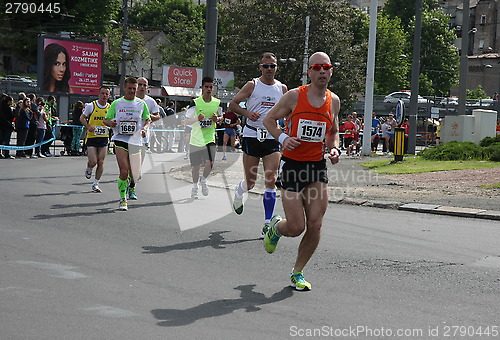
[[52, 52, 67, 81]]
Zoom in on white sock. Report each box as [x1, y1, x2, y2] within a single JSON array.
[[93, 179, 100, 185], [200, 176, 207, 183], [193, 182, 198, 189], [235, 179, 247, 199]]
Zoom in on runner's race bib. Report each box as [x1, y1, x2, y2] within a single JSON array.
[[118, 120, 138, 135], [297, 119, 326, 142], [256, 127, 268, 142], [199, 119, 213, 129], [94, 126, 108, 136], [224, 118, 232, 125]]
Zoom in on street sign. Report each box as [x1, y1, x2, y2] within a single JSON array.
[[395, 99, 404, 125]]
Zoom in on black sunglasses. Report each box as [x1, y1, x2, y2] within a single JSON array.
[[260, 63, 277, 69]]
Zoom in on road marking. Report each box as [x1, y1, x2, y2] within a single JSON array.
[[83, 305, 140, 318], [14, 260, 86, 279]]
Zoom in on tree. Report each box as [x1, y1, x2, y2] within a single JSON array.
[[374, 14, 410, 95], [218, 0, 368, 110], [128, 0, 206, 68], [382, 0, 459, 96]]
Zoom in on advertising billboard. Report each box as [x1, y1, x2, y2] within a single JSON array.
[[162, 66, 234, 90], [38, 36, 104, 95]]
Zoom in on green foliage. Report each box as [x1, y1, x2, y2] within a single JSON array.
[[466, 85, 488, 100], [128, 0, 205, 68], [381, 0, 459, 97], [374, 14, 410, 94], [218, 0, 367, 110], [479, 135, 500, 147], [419, 140, 500, 162]]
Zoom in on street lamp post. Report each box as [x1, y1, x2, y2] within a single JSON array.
[[119, 0, 129, 97]]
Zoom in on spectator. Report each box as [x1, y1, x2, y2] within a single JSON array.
[[221, 110, 241, 160], [343, 114, 357, 156], [25, 93, 39, 157], [371, 112, 381, 152], [150, 98, 166, 153], [15, 97, 34, 158], [0, 95, 15, 159], [381, 113, 397, 154], [41, 95, 59, 157], [34, 98, 48, 158], [177, 107, 190, 156], [164, 101, 176, 153], [70, 101, 85, 155]]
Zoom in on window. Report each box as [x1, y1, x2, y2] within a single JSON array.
[[480, 15, 486, 25]]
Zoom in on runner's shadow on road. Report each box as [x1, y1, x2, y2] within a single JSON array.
[[32, 201, 173, 220], [142, 231, 260, 254], [151, 284, 294, 327]]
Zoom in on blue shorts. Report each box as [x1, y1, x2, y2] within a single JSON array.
[[224, 128, 236, 137]]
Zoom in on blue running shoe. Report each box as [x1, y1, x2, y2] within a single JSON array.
[[264, 215, 282, 253], [128, 187, 137, 200], [290, 270, 311, 291]]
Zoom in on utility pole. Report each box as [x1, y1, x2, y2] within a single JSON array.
[[407, 0, 423, 155], [362, 0, 378, 156], [119, 0, 129, 97], [458, 0, 470, 116], [203, 0, 218, 79], [301, 16, 310, 86]]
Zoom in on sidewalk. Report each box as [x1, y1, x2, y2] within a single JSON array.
[[170, 152, 500, 221]]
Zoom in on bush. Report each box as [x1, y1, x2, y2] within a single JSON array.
[[480, 135, 500, 147], [419, 141, 484, 161], [482, 143, 500, 161]]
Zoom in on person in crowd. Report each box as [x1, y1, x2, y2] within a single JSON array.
[[34, 97, 48, 158], [351, 111, 362, 155], [342, 114, 357, 156], [25, 93, 39, 158], [382, 113, 397, 154], [164, 101, 177, 153], [221, 110, 241, 160], [43, 43, 72, 93], [0, 95, 15, 159], [41, 95, 58, 157], [150, 98, 166, 153], [177, 107, 190, 156], [371, 112, 381, 152], [70, 101, 85, 156], [15, 97, 34, 158]]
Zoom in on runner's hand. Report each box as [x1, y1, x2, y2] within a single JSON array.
[[282, 136, 301, 151]]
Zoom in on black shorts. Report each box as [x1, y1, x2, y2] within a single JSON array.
[[189, 143, 216, 166], [241, 137, 280, 158], [344, 137, 354, 148], [277, 156, 328, 192], [86, 137, 108, 148], [114, 140, 141, 155]]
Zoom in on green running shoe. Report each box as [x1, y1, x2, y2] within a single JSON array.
[[118, 199, 128, 211], [290, 270, 311, 291], [260, 223, 270, 239], [264, 215, 282, 253], [233, 192, 243, 215]]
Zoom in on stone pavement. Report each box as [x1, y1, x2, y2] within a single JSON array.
[[169, 152, 500, 221]]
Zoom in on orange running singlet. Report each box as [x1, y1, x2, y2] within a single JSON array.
[[283, 85, 333, 162]]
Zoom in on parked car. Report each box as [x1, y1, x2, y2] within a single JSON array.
[[472, 98, 494, 107], [383, 91, 433, 104], [439, 97, 459, 106], [0, 75, 36, 87]]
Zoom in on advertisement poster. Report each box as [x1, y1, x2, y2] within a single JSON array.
[[38, 36, 104, 95]]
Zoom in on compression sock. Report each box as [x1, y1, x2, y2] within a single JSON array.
[[235, 179, 247, 199], [118, 178, 128, 199], [263, 188, 277, 222]]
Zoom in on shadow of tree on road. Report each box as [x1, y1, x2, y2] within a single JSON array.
[[151, 284, 294, 326]]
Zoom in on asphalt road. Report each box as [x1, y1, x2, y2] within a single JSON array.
[[1, 153, 499, 339]]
